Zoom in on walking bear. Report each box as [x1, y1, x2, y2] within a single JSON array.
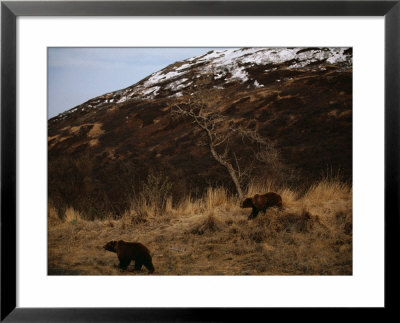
[[241, 192, 283, 219], [103, 240, 155, 274]]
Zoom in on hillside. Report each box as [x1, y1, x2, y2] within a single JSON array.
[[48, 47, 352, 218], [48, 47, 352, 276]]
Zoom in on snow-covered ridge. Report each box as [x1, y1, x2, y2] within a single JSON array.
[[52, 47, 351, 122]]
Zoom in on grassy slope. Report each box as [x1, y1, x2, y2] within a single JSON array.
[[48, 67, 352, 217], [48, 180, 352, 276]]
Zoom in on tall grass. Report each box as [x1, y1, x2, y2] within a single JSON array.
[[50, 177, 351, 224], [133, 170, 172, 217], [64, 206, 83, 224], [48, 178, 352, 275], [205, 187, 227, 209], [48, 202, 62, 225], [304, 180, 351, 202]]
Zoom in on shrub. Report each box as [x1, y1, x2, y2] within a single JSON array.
[[131, 170, 173, 217], [64, 206, 82, 225]]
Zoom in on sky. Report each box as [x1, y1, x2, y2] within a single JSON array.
[[48, 48, 222, 119]]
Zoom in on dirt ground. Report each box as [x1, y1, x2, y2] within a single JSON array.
[[48, 182, 352, 276]]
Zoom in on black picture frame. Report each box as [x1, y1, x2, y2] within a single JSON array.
[[1, 1, 399, 321]]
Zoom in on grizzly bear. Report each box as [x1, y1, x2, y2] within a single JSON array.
[[103, 240, 155, 273], [241, 192, 283, 219]]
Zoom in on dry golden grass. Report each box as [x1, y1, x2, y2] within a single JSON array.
[[64, 206, 83, 224], [88, 138, 100, 147], [48, 202, 62, 226], [48, 179, 352, 275], [88, 122, 105, 138]]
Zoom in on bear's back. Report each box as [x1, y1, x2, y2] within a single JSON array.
[[116, 240, 151, 258], [263, 192, 282, 207], [254, 192, 282, 209]]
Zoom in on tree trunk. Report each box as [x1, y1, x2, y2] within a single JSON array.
[[192, 115, 245, 200], [209, 144, 244, 200]]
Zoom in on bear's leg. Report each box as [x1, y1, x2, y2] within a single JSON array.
[[134, 261, 143, 271], [118, 257, 131, 270], [248, 207, 259, 219], [144, 261, 155, 274]]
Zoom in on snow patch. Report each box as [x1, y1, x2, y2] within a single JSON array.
[[254, 80, 263, 88], [214, 85, 225, 90], [117, 96, 127, 103], [176, 63, 191, 71], [142, 86, 161, 99], [144, 70, 186, 88], [170, 92, 183, 98], [54, 47, 351, 122], [228, 67, 248, 83]]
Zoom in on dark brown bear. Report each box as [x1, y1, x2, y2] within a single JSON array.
[[103, 240, 155, 273], [241, 192, 283, 219]]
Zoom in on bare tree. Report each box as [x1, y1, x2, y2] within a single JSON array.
[[171, 76, 280, 200]]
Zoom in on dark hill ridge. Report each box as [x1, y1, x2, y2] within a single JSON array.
[[48, 48, 352, 218]]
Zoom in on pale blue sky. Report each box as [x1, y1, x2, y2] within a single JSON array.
[[48, 48, 222, 119]]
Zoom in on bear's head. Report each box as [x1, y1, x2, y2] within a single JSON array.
[[103, 240, 117, 252], [241, 197, 253, 208]]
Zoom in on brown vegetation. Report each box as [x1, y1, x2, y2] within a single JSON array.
[[48, 49, 352, 276], [48, 179, 352, 275], [48, 59, 352, 218]]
